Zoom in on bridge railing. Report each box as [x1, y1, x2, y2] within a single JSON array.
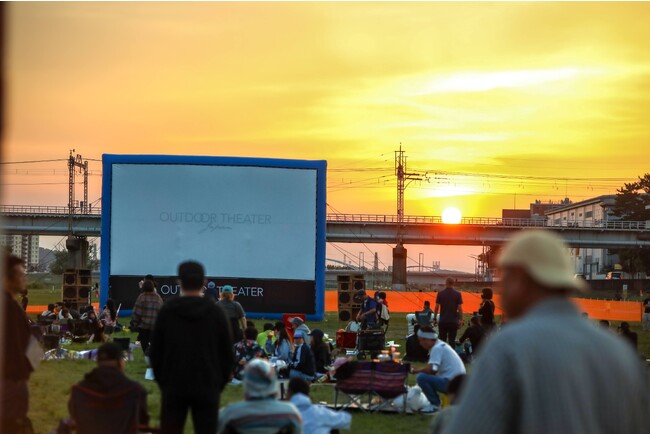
[[0, 205, 102, 216], [326, 214, 648, 231]]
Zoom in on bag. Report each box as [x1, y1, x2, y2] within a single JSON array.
[[379, 304, 390, 321], [392, 386, 430, 412]]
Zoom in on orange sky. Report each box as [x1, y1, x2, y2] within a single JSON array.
[[3, 2, 650, 271]]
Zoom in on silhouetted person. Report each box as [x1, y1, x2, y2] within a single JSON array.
[[478, 288, 495, 330], [151, 261, 234, 434], [618, 322, 638, 351], [443, 231, 650, 434], [68, 342, 149, 429], [2, 254, 34, 433], [434, 277, 464, 343]]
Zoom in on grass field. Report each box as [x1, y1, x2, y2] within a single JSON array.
[[24, 286, 650, 434]]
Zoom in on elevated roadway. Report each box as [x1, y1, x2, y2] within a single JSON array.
[[2, 205, 649, 248]]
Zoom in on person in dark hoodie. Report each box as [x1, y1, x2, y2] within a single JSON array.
[[150, 260, 234, 434], [68, 342, 149, 427]]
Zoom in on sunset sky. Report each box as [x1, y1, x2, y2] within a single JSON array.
[[3, 2, 650, 271]]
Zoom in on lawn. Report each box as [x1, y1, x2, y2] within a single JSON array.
[[24, 285, 650, 434]]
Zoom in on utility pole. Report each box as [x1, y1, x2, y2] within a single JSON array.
[[63, 150, 93, 309], [392, 145, 427, 290], [66, 150, 90, 269]]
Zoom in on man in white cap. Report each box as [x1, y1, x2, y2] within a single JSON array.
[[218, 359, 303, 434], [442, 230, 650, 434], [410, 325, 466, 413]]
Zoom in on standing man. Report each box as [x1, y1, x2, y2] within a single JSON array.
[[355, 289, 378, 329], [151, 261, 234, 434], [131, 280, 163, 358], [642, 290, 650, 331], [1, 254, 35, 433], [434, 278, 464, 343], [442, 230, 650, 434], [410, 326, 466, 413]]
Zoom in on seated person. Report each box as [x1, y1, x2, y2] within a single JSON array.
[[218, 359, 303, 434], [257, 323, 276, 356], [289, 331, 316, 382], [429, 374, 466, 434], [403, 324, 430, 363], [63, 301, 81, 320], [59, 308, 73, 321], [234, 327, 266, 380], [273, 322, 294, 364], [40, 303, 57, 320], [415, 301, 434, 327], [287, 377, 351, 434], [410, 326, 466, 413], [458, 315, 486, 359], [67, 342, 149, 428], [290, 317, 312, 346], [618, 322, 638, 350], [308, 329, 331, 375]]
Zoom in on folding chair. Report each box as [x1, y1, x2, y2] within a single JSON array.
[[333, 361, 375, 412], [369, 362, 410, 413]]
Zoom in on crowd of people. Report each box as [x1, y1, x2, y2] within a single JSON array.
[[2, 228, 650, 433]]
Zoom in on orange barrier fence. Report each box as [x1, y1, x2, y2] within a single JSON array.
[[26, 303, 99, 316], [325, 291, 643, 322]]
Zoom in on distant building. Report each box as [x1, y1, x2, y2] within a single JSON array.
[[545, 195, 619, 278], [502, 199, 569, 220], [0, 234, 40, 270]]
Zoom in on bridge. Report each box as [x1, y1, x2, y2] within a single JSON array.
[[2, 205, 650, 248]]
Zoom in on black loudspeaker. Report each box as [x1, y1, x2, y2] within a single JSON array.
[[338, 274, 364, 322], [62, 269, 92, 309]]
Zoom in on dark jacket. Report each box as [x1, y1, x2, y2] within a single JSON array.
[[478, 300, 495, 327], [150, 296, 234, 393], [459, 324, 486, 352], [312, 342, 331, 374], [291, 343, 315, 376], [70, 366, 149, 425], [2, 292, 33, 381], [403, 333, 429, 362]]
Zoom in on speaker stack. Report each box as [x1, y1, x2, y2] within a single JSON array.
[[62, 269, 92, 309], [337, 274, 365, 322]]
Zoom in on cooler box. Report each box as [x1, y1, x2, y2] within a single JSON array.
[[357, 330, 385, 352], [336, 330, 358, 349]]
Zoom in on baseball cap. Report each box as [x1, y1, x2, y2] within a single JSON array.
[[290, 317, 304, 326], [221, 285, 234, 294], [498, 230, 589, 293], [293, 330, 305, 339]]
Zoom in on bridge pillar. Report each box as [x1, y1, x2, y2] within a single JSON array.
[[392, 243, 407, 290]]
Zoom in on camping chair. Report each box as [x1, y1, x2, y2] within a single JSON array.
[[369, 361, 410, 413], [414, 311, 433, 327], [67, 383, 158, 434], [333, 361, 375, 412]]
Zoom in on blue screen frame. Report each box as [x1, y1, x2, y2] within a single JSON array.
[[100, 154, 327, 320]]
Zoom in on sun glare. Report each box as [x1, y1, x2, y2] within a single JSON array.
[[442, 207, 462, 224]]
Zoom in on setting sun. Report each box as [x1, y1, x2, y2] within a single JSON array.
[[442, 207, 463, 224]]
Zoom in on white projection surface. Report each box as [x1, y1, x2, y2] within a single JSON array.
[[110, 164, 317, 280]]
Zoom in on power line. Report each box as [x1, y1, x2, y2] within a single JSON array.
[[0, 159, 67, 165]]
